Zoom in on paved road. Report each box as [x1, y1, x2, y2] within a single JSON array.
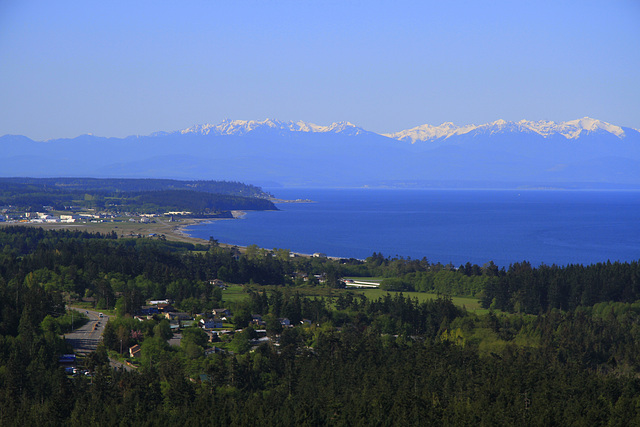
[[64, 308, 109, 355], [64, 308, 135, 371]]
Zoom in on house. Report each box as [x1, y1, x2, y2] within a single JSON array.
[[204, 330, 220, 343], [156, 303, 175, 313], [279, 318, 291, 327], [292, 272, 308, 281], [200, 318, 224, 329], [251, 314, 266, 327], [138, 305, 160, 316], [60, 214, 81, 223], [209, 279, 226, 288], [149, 299, 171, 305], [129, 344, 142, 358], [212, 308, 231, 318], [165, 312, 192, 321]]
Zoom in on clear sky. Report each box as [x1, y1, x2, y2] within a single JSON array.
[[1, 0, 639, 140]]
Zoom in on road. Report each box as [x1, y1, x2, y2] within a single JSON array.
[[64, 308, 135, 371], [64, 308, 109, 355]]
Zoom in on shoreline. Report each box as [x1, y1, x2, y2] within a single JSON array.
[[4, 212, 264, 254], [175, 210, 249, 248], [1, 208, 329, 259]]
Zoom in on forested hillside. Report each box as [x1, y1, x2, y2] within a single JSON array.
[[1, 226, 640, 424], [0, 177, 272, 198], [0, 178, 276, 213]]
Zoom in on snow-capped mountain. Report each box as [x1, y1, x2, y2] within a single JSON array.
[[179, 118, 369, 137], [1, 117, 639, 188], [384, 117, 629, 143], [382, 122, 477, 143]]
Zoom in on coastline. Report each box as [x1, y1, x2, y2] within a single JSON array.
[[1, 217, 213, 246], [2, 210, 262, 255], [178, 210, 328, 259], [1, 206, 325, 258], [175, 212, 246, 248]]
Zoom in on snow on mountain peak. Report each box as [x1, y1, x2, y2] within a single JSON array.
[[384, 117, 628, 143], [559, 117, 625, 139], [179, 119, 367, 136], [176, 117, 630, 142], [383, 122, 479, 143]]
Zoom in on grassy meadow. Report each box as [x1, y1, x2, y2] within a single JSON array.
[[222, 283, 483, 312]]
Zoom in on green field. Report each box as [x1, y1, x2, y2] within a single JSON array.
[[222, 284, 251, 303], [222, 283, 483, 311], [349, 288, 482, 311], [343, 277, 483, 311]]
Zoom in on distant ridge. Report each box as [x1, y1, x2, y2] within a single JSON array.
[[176, 118, 371, 137], [6, 117, 637, 143], [383, 117, 630, 143], [1, 117, 639, 188]]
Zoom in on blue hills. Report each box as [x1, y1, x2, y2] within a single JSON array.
[[2, 118, 639, 189]]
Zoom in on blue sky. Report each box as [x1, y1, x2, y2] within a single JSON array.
[[1, 0, 639, 140]]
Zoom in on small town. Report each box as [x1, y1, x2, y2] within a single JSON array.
[[0, 208, 182, 224]]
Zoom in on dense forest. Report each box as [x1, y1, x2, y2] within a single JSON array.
[[0, 178, 272, 198], [1, 226, 640, 424], [0, 178, 276, 213]]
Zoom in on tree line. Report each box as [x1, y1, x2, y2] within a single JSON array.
[[0, 179, 276, 213], [1, 227, 640, 423], [2, 226, 640, 317]]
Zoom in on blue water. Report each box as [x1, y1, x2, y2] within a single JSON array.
[[185, 189, 640, 268]]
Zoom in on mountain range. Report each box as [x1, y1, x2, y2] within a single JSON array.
[[2, 117, 639, 188]]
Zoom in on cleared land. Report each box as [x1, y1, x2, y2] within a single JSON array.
[[349, 288, 482, 311], [224, 284, 482, 311]]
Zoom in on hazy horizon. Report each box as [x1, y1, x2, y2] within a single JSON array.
[[1, 1, 639, 141]]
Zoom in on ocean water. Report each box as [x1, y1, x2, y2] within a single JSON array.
[[184, 188, 640, 268]]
